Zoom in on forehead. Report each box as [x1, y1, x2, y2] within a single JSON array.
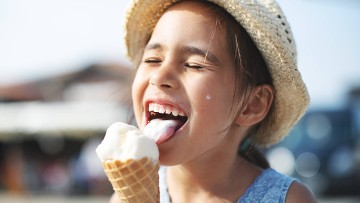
[[149, 1, 229, 57], [167, 0, 217, 16], [163, 1, 224, 30]]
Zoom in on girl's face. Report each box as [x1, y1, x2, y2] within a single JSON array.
[[132, 1, 240, 165]]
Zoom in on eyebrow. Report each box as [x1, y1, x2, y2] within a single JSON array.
[[144, 43, 221, 64], [144, 43, 163, 51], [182, 45, 220, 64]]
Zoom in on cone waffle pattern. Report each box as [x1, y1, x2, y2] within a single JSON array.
[[103, 157, 160, 203]]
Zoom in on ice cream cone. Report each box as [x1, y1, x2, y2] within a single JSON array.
[[102, 157, 160, 203]]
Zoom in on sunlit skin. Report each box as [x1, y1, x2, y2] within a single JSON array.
[[131, 2, 266, 202], [133, 6, 241, 166], [110, 1, 317, 202]]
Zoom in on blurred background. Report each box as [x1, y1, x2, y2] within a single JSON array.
[[0, 0, 359, 202]]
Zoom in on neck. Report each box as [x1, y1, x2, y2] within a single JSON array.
[[166, 127, 262, 202]]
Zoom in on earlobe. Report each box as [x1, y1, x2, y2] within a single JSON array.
[[235, 85, 274, 127]]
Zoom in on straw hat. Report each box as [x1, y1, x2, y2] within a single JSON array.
[[124, 0, 310, 146]]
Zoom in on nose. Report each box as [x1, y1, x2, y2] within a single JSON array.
[[149, 63, 179, 89]]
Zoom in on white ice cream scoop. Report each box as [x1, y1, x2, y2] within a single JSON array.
[[95, 122, 159, 161]]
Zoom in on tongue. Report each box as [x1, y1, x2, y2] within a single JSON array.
[[143, 119, 180, 144]]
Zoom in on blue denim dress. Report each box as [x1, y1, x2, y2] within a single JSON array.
[[159, 167, 295, 203]]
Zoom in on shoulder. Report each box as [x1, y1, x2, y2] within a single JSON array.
[[239, 168, 293, 202], [286, 181, 317, 203]]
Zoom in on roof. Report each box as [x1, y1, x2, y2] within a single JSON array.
[[0, 101, 131, 141]]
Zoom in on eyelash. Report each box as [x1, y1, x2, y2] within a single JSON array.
[[144, 58, 162, 64], [143, 58, 204, 70], [184, 62, 204, 70]]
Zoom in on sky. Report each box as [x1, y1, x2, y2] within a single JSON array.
[[1, 0, 359, 109]]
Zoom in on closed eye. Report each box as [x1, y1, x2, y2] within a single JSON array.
[[184, 62, 204, 70], [144, 58, 162, 64]]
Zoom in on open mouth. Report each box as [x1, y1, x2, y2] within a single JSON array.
[[147, 103, 188, 133]]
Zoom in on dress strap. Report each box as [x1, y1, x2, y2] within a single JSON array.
[[238, 168, 296, 203], [159, 167, 295, 203]]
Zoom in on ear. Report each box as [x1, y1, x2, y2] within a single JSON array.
[[235, 85, 274, 127]]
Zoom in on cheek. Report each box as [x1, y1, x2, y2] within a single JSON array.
[[191, 84, 224, 117], [189, 79, 237, 121], [205, 94, 212, 101], [132, 68, 149, 100], [131, 75, 141, 106], [131, 71, 148, 122]]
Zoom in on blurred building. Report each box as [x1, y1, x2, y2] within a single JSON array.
[[0, 62, 133, 195]]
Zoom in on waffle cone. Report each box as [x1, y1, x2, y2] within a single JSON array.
[[102, 157, 160, 203]]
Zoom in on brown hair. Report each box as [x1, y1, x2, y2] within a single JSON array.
[[203, 1, 274, 168]]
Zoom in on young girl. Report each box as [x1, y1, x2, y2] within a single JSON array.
[[111, 0, 316, 202]]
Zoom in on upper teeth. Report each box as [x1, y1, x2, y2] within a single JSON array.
[[149, 103, 185, 116]]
